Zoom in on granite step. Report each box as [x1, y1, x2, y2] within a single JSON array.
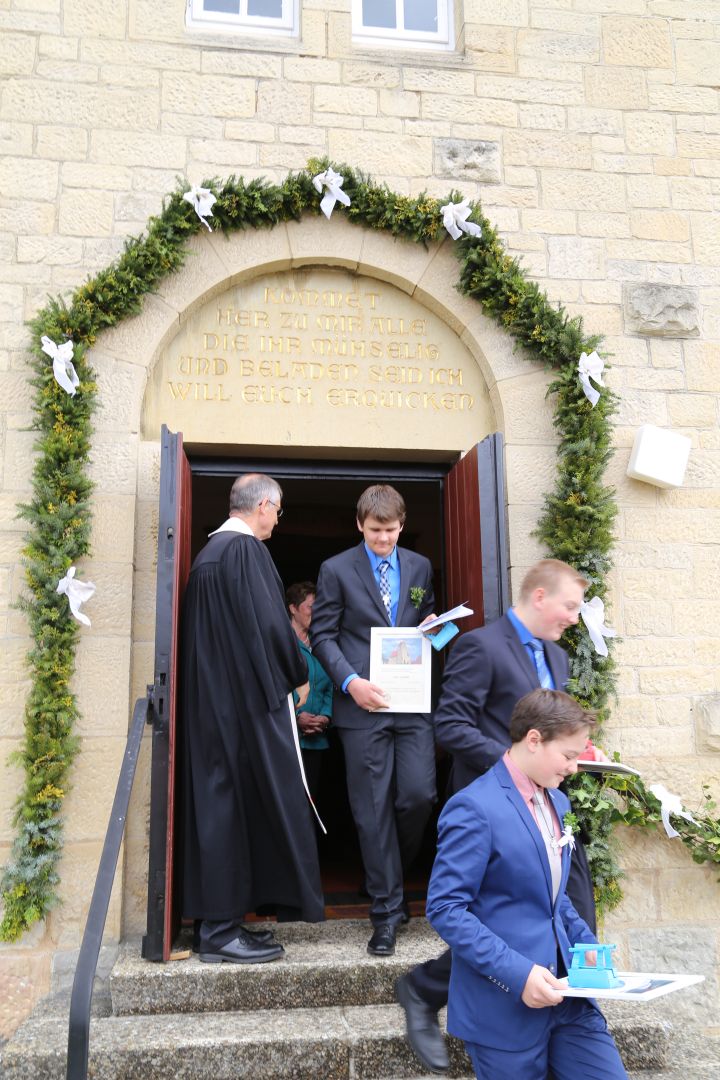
[[110, 919, 444, 1015], [1, 1003, 475, 1079], [0, 998, 677, 1080], [0, 918, 690, 1079]]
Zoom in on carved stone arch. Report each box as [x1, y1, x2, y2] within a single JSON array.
[[90, 216, 557, 933]]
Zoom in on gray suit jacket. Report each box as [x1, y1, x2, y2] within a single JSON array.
[[310, 542, 434, 728]]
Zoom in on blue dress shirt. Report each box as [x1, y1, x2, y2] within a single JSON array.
[[506, 607, 556, 690], [363, 542, 400, 626], [341, 544, 400, 694]]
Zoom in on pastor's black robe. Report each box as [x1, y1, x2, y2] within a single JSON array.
[[179, 527, 325, 922]]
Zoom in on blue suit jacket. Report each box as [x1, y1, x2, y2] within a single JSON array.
[[425, 758, 596, 1050]]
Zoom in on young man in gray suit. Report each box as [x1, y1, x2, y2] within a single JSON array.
[[311, 485, 436, 957]]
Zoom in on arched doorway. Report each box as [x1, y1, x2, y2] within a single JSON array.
[[101, 217, 554, 950]]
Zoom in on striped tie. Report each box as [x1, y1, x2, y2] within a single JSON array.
[[378, 560, 392, 622]]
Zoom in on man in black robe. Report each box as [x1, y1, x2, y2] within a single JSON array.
[[180, 473, 325, 964]]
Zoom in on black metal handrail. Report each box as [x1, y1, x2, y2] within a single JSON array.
[[66, 694, 151, 1080]]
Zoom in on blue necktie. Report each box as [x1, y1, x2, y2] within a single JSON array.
[[528, 638, 553, 689], [378, 560, 392, 622]]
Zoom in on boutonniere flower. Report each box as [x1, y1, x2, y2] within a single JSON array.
[[558, 812, 578, 851], [409, 586, 426, 610]]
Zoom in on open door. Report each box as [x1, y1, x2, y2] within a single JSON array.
[[142, 426, 192, 962], [444, 433, 510, 634]]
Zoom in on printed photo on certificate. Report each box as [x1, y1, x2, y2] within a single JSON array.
[[369, 627, 432, 713]]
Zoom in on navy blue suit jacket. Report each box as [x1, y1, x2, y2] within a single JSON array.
[[434, 613, 569, 793], [426, 758, 596, 1050], [310, 542, 434, 728]]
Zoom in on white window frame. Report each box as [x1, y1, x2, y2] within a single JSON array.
[[352, 0, 454, 51], [186, 0, 298, 37]]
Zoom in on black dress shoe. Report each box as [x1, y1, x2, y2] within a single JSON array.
[[395, 972, 449, 1074], [192, 922, 276, 952], [367, 923, 397, 956], [199, 929, 284, 965]]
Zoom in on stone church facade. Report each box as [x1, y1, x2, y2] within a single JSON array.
[[1, 0, 719, 1041]]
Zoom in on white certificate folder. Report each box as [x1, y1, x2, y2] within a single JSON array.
[[369, 627, 432, 713]]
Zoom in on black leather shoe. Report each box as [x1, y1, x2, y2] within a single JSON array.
[[199, 929, 284, 965], [395, 972, 449, 1074], [192, 923, 276, 952], [367, 923, 396, 956]]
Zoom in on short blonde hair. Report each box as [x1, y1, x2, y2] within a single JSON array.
[[519, 559, 588, 600]]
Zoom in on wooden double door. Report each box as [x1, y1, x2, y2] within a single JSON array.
[[142, 428, 508, 961]]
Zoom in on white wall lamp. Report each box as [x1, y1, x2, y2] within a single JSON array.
[[626, 424, 692, 489]]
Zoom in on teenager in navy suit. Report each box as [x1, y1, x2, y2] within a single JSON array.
[[426, 689, 627, 1080], [311, 485, 436, 957], [396, 558, 601, 1074]]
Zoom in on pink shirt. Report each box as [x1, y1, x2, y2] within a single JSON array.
[[503, 751, 562, 900]]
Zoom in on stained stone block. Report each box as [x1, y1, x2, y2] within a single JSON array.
[[623, 283, 700, 338], [433, 138, 502, 183], [625, 926, 718, 1029], [695, 694, 720, 754]]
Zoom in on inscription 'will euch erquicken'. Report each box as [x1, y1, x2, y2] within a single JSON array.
[[165, 287, 475, 412]]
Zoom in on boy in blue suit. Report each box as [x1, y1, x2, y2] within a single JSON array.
[[426, 689, 628, 1080]]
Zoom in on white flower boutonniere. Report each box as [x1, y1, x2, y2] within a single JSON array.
[[559, 812, 578, 852]]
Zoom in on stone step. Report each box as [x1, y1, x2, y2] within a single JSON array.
[[1, 1003, 474, 1080], [110, 919, 444, 1015], [0, 999, 676, 1080]]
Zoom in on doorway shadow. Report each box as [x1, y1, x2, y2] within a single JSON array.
[[189, 460, 450, 917]]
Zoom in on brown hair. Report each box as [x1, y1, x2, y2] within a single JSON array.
[[519, 559, 588, 601], [509, 688, 596, 744], [285, 581, 316, 613], [356, 484, 406, 525]]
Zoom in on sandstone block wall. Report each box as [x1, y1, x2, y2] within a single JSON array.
[[1, 0, 719, 1039]]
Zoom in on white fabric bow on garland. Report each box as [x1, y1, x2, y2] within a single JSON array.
[[577, 350, 605, 407], [579, 596, 616, 657], [440, 198, 483, 241], [312, 168, 351, 219], [56, 566, 96, 627], [183, 185, 217, 232], [41, 336, 80, 397], [648, 783, 697, 839]]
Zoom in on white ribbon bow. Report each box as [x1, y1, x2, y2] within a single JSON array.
[[648, 783, 697, 840], [579, 596, 616, 657], [56, 566, 96, 627], [312, 168, 351, 219], [41, 336, 80, 397], [440, 198, 483, 241], [578, 350, 605, 407], [183, 185, 217, 232], [557, 825, 576, 852]]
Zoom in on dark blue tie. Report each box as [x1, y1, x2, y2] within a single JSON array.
[[528, 638, 553, 689]]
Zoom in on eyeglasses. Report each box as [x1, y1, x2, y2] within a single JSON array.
[[264, 499, 284, 518]]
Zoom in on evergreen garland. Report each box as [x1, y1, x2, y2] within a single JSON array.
[[1, 159, 715, 940]]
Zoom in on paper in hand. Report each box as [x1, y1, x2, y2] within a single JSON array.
[[421, 603, 474, 633]]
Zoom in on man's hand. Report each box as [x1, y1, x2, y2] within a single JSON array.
[[295, 681, 310, 709], [521, 964, 564, 1009], [419, 613, 438, 633], [348, 678, 390, 712]]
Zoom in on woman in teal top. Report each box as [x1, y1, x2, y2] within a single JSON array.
[[287, 581, 333, 803]]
